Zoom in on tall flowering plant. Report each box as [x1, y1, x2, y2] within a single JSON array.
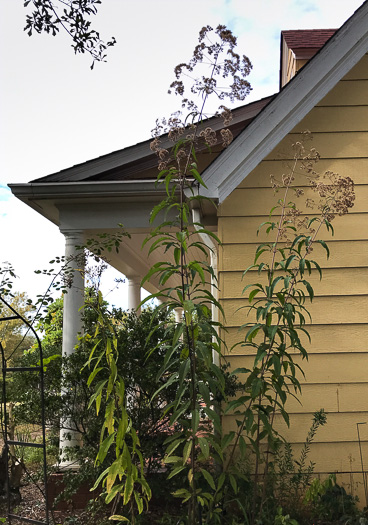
[[142, 25, 252, 524], [225, 134, 355, 523]]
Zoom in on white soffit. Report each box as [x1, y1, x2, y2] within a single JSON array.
[[203, 1, 368, 203]]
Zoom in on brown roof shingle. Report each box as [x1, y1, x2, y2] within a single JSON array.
[[282, 29, 337, 49]]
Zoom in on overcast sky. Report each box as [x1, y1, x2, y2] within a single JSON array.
[[0, 0, 364, 308]]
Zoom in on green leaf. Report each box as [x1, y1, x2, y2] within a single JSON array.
[[164, 455, 184, 464], [221, 432, 235, 452], [229, 473, 238, 494], [192, 408, 200, 434], [178, 358, 190, 388], [123, 474, 134, 505], [91, 466, 110, 491], [239, 435, 247, 457], [200, 468, 216, 490], [134, 491, 144, 514], [109, 515, 130, 522], [198, 437, 210, 459], [105, 483, 124, 504], [151, 372, 178, 401], [166, 438, 185, 457], [217, 472, 226, 491], [248, 288, 261, 303], [190, 167, 208, 189], [183, 440, 192, 463], [245, 324, 261, 342], [87, 367, 103, 387], [97, 432, 116, 464], [167, 465, 186, 479]]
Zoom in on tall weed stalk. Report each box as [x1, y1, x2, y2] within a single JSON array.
[[226, 135, 355, 523], [141, 25, 252, 524]]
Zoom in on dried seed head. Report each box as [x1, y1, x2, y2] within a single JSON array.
[[219, 105, 233, 126], [199, 127, 217, 146], [150, 137, 161, 152], [294, 188, 304, 197], [220, 128, 233, 147]]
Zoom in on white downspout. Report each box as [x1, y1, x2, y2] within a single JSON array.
[[191, 209, 220, 367]]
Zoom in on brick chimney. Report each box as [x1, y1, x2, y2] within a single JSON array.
[[280, 29, 337, 88]]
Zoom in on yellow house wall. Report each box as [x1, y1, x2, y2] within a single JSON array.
[[286, 49, 296, 84], [217, 53, 368, 501]]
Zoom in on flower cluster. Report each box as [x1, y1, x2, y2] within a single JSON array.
[[169, 24, 252, 109], [269, 132, 355, 245], [150, 25, 251, 173], [310, 172, 355, 220]]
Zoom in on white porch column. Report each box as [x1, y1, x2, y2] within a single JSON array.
[[174, 308, 184, 324], [191, 209, 220, 366], [127, 276, 141, 315], [59, 230, 84, 469]]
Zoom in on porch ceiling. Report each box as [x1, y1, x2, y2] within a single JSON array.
[[85, 231, 215, 296]]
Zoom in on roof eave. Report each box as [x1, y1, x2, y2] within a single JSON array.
[[9, 179, 219, 229], [9, 180, 176, 228]]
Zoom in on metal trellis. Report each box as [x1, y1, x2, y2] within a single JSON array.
[[0, 294, 49, 525]]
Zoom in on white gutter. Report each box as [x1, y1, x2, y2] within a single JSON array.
[[9, 180, 170, 200]]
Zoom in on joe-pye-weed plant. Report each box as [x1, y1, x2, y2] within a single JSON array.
[[85, 24, 356, 525]]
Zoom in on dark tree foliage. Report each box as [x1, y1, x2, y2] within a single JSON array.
[[12, 298, 171, 463], [10, 296, 186, 505], [24, 0, 116, 68], [9, 293, 239, 508]]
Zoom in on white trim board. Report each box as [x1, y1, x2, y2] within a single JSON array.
[[202, 1, 368, 203]]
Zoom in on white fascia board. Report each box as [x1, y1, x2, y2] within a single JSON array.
[[203, 2, 368, 203], [9, 180, 170, 229]]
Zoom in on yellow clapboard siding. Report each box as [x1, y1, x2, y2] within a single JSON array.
[[219, 213, 366, 244], [338, 473, 364, 503], [227, 353, 368, 385], [227, 383, 368, 415], [285, 442, 368, 474], [275, 412, 368, 444], [218, 184, 368, 217], [265, 131, 368, 161], [223, 412, 368, 444], [284, 383, 368, 414], [292, 106, 368, 133], [221, 295, 368, 326], [292, 383, 368, 415], [285, 384, 339, 413], [318, 79, 368, 106], [342, 53, 368, 80], [295, 58, 308, 71], [237, 158, 368, 188], [219, 240, 368, 272], [223, 324, 368, 354], [219, 267, 368, 299], [218, 51, 368, 484]]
